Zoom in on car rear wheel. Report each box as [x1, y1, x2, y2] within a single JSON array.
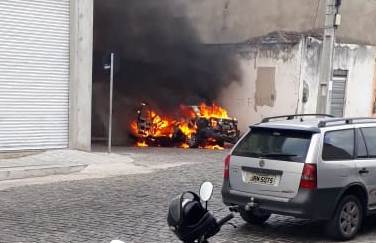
[[326, 195, 363, 241], [239, 208, 271, 225]]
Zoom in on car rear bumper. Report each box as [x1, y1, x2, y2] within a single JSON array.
[[221, 179, 341, 220]]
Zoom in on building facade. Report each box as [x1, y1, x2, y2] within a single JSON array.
[[219, 31, 376, 132], [0, 0, 93, 151]]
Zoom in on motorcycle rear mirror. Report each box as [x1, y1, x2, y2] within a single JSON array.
[[199, 181, 213, 202]]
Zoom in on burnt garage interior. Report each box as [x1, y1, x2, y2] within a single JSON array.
[[91, 0, 241, 148]]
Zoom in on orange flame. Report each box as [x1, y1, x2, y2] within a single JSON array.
[[178, 120, 197, 139], [137, 141, 149, 147], [130, 121, 138, 134], [149, 112, 176, 137], [131, 103, 231, 149], [130, 111, 176, 138], [198, 103, 229, 119], [180, 143, 190, 149], [203, 145, 224, 150]]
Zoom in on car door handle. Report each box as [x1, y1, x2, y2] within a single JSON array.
[[359, 168, 369, 175]]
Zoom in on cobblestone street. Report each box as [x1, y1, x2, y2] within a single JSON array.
[[0, 148, 376, 242]]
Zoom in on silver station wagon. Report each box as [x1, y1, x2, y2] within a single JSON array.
[[222, 114, 376, 241]]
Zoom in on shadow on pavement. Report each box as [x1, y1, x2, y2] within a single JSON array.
[[217, 215, 376, 243]]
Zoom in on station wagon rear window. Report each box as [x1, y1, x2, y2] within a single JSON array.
[[322, 129, 354, 161], [232, 128, 312, 163]]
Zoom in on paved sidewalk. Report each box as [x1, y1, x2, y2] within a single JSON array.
[[0, 148, 193, 190]]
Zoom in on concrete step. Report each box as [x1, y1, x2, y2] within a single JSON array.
[[0, 163, 88, 181]]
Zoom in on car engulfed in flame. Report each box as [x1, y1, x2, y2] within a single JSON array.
[[130, 103, 240, 149]]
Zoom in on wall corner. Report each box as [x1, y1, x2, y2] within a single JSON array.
[[69, 0, 93, 151]]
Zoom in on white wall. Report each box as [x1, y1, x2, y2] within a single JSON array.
[[219, 43, 303, 132], [335, 44, 376, 116], [298, 38, 321, 114], [300, 38, 376, 117], [219, 38, 376, 134]]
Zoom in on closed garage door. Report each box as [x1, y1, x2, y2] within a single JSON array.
[[0, 0, 70, 151]]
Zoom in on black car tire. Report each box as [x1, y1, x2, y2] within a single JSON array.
[[239, 208, 271, 225], [326, 195, 363, 241]]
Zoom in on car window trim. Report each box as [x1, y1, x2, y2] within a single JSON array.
[[355, 128, 369, 160], [321, 128, 355, 161], [359, 127, 376, 159]]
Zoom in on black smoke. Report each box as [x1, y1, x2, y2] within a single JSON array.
[[92, 0, 241, 143]]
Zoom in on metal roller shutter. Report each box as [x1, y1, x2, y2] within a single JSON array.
[[0, 0, 70, 151], [330, 70, 348, 117]]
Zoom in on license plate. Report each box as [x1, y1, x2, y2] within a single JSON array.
[[245, 172, 277, 185]]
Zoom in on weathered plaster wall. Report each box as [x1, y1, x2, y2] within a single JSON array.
[[219, 44, 303, 132], [335, 44, 376, 116], [300, 38, 376, 117], [298, 38, 321, 114], [221, 38, 376, 133], [181, 0, 376, 45]]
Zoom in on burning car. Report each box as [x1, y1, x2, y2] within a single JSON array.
[[130, 103, 240, 149]]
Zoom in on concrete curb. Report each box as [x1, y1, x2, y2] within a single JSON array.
[[0, 164, 88, 181]]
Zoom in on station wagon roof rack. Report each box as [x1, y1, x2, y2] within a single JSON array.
[[262, 114, 334, 123], [318, 117, 376, 128]]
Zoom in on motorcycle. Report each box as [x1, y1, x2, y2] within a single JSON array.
[[167, 182, 237, 243]]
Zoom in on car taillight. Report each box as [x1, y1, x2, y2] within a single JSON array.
[[224, 154, 231, 179], [299, 163, 317, 190]]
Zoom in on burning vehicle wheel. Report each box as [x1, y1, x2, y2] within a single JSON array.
[[187, 134, 200, 148]]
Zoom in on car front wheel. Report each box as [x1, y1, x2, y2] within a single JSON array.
[[326, 195, 363, 241]]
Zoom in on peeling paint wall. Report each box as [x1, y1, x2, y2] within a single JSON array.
[[219, 43, 303, 132], [300, 38, 376, 117], [298, 38, 321, 114]]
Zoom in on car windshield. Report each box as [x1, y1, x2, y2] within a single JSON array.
[[232, 127, 313, 162]]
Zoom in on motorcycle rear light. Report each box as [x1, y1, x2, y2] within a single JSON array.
[[299, 163, 317, 190], [224, 154, 231, 179]]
